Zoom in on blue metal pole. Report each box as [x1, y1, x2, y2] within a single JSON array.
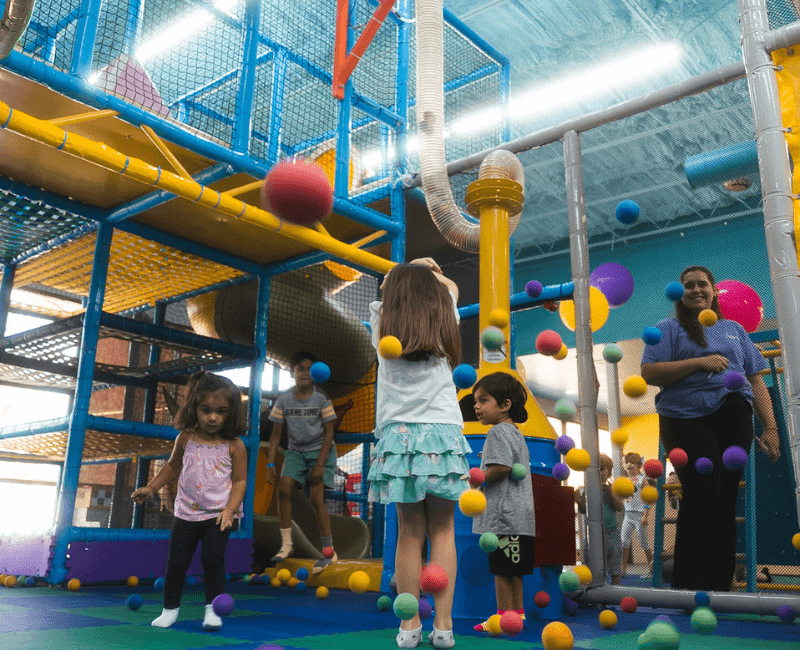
[[142, 301, 166, 424], [389, 0, 410, 268], [233, 0, 260, 154], [441, 6, 510, 66], [334, 0, 357, 200], [69, 0, 104, 79], [509, 236, 516, 369], [268, 48, 288, 164], [123, 0, 144, 56], [0, 263, 15, 337], [49, 220, 114, 585]]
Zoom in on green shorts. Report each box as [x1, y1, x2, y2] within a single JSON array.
[[282, 447, 337, 488]]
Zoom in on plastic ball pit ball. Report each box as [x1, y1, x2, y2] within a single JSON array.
[[186, 575, 199, 586], [668, 448, 688, 468], [468, 467, 485, 487], [535, 590, 551, 608], [251, 574, 262, 585], [261, 158, 333, 225], [4, 575, 16, 588], [296, 567, 309, 581], [295, 581, 307, 592], [613, 477, 635, 498], [623, 375, 648, 398], [559, 286, 609, 332], [378, 335, 403, 359], [488, 308, 510, 328], [599, 609, 618, 629], [24, 576, 34, 587], [479, 532, 499, 553], [558, 570, 580, 593], [690, 606, 717, 634], [777, 605, 796, 623], [542, 621, 574, 650], [536, 330, 563, 356], [603, 343, 623, 363], [573, 565, 592, 584], [125, 594, 143, 611], [286, 577, 299, 588], [695, 457, 713, 475], [698, 309, 718, 327], [316, 586, 329, 599], [563, 596, 579, 616], [67, 579, 80, 591], [611, 428, 629, 446], [419, 597, 433, 620], [554, 344, 569, 360], [510, 463, 527, 481], [126, 576, 139, 588], [641, 485, 658, 505], [793, 533, 800, 551], [717, 279, 764, 332], [638, 621, 680, 649], [309, 361, 330, 383], [452, 364, 478, 389], [212, 593, 235, 617], [349, 570, 371, 594], [525, 280, 543, 298], [665, 281, 685, 301], [377, 595, 392, 611], [323, 546, 335, 559], [722, 445, 748, 471], [615, 199, 640, 225], [655, 615, 675, 626], [552, 462, 570, 481], [590, 262, 634, 308], [644, 459, 664, 479], [270, 577, 281, 588], [723, 371, 746, 391], [565, 448, 591, 472], [694, 591, 710, 607], [620, 597, 638, 614], [500, 610, 524, 636], [420, 564, 448, 594], [242, 575, 253, 584], [459, 488, 487, 517], [555, 398, 577, 421], [393, 592, 418, 620], [555, 435, 576, 455], [277, 568, 291, 583], [154, 577, 165, 591], [642, 326, 662, 346], [485, 614, 503, 636], [481, 326, 505, 351]]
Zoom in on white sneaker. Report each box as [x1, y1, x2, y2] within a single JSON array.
[[151, 607, 179, 628], [203, 603, 222, 630]]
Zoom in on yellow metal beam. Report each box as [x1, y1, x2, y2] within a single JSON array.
[[223, 180, 263, 197], [49, 109, 119, 126], [315, 222, 330, 237], [0, 100, 395, 275], [141, 124, 192, 179], [351, 229, 386, 249]]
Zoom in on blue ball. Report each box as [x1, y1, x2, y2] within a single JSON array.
[[665, 281, 685, 301], [295, 581, 307, 592], [615, 199, 640, 225], [563, 596, 579, 615], [525, 280, 543, 298], [695, 457, 713, 475], [642, 326, 663, 346], [225, 573, 230, 582], [452, 364, 478, 390], [154, 577, 164, 591], [25, 576, 35, 587], [695, 591, 710, 607], [185, 575, 198, 587], [309, 361, 331, 383], [296, 567, 309, 581], [126, 594, 144, 611]]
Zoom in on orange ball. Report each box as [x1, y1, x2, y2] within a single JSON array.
[[542, 621, 574, 650], [67, 578, 81, 591], [623, 375, 647, 398]]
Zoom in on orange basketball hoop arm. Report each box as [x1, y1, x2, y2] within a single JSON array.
[[333, 0, 396, 100]]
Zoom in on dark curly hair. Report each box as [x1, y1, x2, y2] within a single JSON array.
[[472, 372, 528, 423], [175, 371, 247, 440]]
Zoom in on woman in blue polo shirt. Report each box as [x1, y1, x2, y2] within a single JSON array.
[[641, 265, 780, 592]]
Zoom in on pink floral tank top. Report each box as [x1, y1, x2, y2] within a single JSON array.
[[174, 435, 243, 522]]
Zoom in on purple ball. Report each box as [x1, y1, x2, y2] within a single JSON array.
[[778, 605, 796, 623], [251, 573, 262, 584], [552, 462, 571, 481], [212, 593, 235, 617], [555, 435, 576, 455], [563, 596, 579, 615], [655, 614, 674, 625], [723, 371, 746, 391], [419, 597, 433, 620], [525, 280, 543, 298], [590, 262, 634, 308], [695, 457, 713, 475], [722, 445, 748, 471]]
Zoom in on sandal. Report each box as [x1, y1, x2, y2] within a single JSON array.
[[396, 625, 422, 648]]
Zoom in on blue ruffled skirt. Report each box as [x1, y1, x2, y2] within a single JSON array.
[[368, 422, 472, 504]]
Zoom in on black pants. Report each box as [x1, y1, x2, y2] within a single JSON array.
[[659, 394, 753, 592], [163, 516, 237, 609]]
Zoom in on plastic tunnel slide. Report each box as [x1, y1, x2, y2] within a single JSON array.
[[253, 443, 370, 563]]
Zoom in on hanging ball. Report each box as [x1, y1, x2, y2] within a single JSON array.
[[615, 199, 640, 225], [479, 532, 499, 553], [67, 579, 80, 591], [316, 586, 329, 599], [126, 576, 139, 588], [323, 546, 335, 559], [565, 448, 591, 472], [590, 262, 635, 308], [296, 567, 309, 581], [642, 326, 663, 346], [481, 326, 505, 351], [393, 592, 419, 620], [668, 448, 688, 468], [777, 605, 796, 624], [722, 445, 748, 471], [535, 590, 551, 608], [419, 596, 433, 620], [717, 279, 764, 333], [554, 344, 569, 360], [723, 371, 746, 391], [261, 157, 333, 225], [793, 533, 800, 551], [623, 375, 648, 398], [695, 457, 713, 475], [641, 485, 659, 505], [611, 428, 629, 447], [603, 343, 624, 363], [573, 565, 592, 585], [599, 609, 618, 629], [452, 364, 478, 390], [468, 467, 485, 488], [377, 595, 392, 611], [510, 463, 528, 481], [558, 287, 610, 333], [541, 621, 574, 650], [613, 477, 635, 498], [420, 564, 448, 594], [620, 597, 638, 614], [309, 361, 331, 383], [558, 570, 580, 593], [644, 459, 664, 479], [555, 435, 576, 455], [212, 593, 235, 617], [553, 462, 571, 481], [459, 489, 487, 517], [125, 594, 143, 611], [665, 281, 685, 301], [277, 568, 291, 583], [500, 610, 524, 636], [690, 606, 718, 634], [348, 570, 371, 594], [488, 309, 510, 328], [698, 309, 718, 327], [555, 398, 577, 421], [525, 280, 544, 298], [694, 591, 711, 607], [378, 336, 403, 359], [563, 596, 579, 616], [537, 330, 564, 356]]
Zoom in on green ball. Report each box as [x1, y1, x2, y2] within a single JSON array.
[[554, 398, 577, 421], [393, 592, 419, 620], [558, 570, 580, 593], [377, 595, 392, 611], [690, 606, 717, 634], [510, 463, 527, 481], [603, 343, 624, 363], [242, 575, 252, 584], [481, 326, 505, 351], [637, 622, 680, 649], [479, 532, 499, 553]]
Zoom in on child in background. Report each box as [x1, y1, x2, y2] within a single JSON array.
[[620, 452, 655, 576], [266, 351, 338, 574], [470, 372, 535, 633], [131, 371, 247, 630], [367, 258, 471, 649]]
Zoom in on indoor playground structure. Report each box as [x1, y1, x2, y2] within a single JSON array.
[[3, 0, 800, 649]]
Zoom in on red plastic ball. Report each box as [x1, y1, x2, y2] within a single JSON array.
[[469, 467, 485, 488], [420, 564, 448, 594], [668, 448, 688, 468], [620, 596, 638, 614], [536, 330, 563, 356], [534, 590, 551, 608], [644, 459, 664, 479], [499, 610, 524, 636], [261, 158, 333, 225], [322, 546, 335, 559]]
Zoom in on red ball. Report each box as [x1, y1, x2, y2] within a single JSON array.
[[420, 564, 448, 594], [536, 330, 563, 356], [322, 546, 335, 559], [668, 448, 688, 468], [620, 596, 638, 614], [644, 459, 664, 479], [469, 467, 485, 488], [534, 590, 551, 608], [261, 158, 333, 225], [499, 610, 524, 636]]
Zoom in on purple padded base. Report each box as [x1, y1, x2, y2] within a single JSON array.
[[0, 534, 54, 577]]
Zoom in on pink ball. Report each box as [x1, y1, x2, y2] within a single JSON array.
[[499, 610, 524, 636], [420, 564, 448, 594], [644, 459, 664, 479], [469, 467, 485, 488], [261, 158, 333, 225], [669, 448, 688, 468], [534, 590, 551, 607], [536, 330, 563, 356], [716, 280, 764, 333]]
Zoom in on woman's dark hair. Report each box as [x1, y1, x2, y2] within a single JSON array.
[[472, 372, 528, 423], [176, 371, 247, 440], [379, 263, 461, 369], [675, 265, 722, 346]]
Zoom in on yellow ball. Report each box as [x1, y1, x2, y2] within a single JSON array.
[[277, 568, 291, 583], [541, 621, 574, 650], [554, 344, 568, 360], [792, 533, 800, 551], [612, 477, 635, 498], [67, 578, 80, 591], [316, 585, 330, 599], [699, 309, 718, 327], [623, 375, 647, 398], [287, 577, 299, 587], [599, 609, 618, 629], [610, 428, 629, 447], [488, 309, 510, 329], [558, 286, 609, 333], [486, 614, 503, 636], [641, 485, 659, 505], [270, 577, 281, 588], [0, 574, 5, 585], [5, 575, 17, 588], [126, 576, 139, 588], [378, 335, 403, 359], [348, 570, 371, 594], [573, 565, 592, 585], [565, 448, 591, 472], [458, 488, 487, 517]]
